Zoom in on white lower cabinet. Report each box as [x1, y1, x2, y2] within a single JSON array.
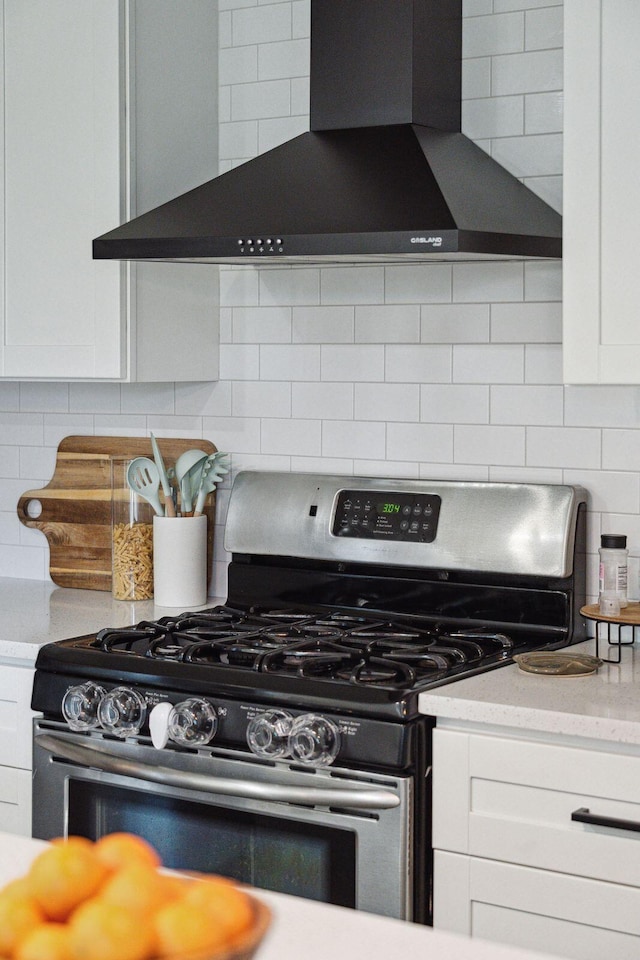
[[432, 725, 640, 958], [0, 664, 36, 836]]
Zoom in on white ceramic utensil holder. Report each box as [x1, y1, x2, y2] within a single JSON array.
[[153, 515, 207, 608]]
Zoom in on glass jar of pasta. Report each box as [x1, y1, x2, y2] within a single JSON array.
[[110, 457, 154, 600]]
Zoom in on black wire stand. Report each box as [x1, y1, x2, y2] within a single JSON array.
[[580, 604, 639, 664]]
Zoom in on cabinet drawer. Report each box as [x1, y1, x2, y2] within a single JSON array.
[[433, 728, 640, 887], [435, 851, 640, 960], [0, 765, 32, 837], [0, 665, 36, 768]]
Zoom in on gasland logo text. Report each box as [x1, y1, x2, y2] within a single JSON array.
[[410, 236, 443, 246]]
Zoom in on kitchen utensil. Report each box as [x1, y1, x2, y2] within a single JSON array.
[[194, 454, 230, 517], [153, 514, 208, 607], [150, 433, 176, 518], [126, 457, 164, 517], [174, 449, 208, 514], [16, 436, 217, 591]]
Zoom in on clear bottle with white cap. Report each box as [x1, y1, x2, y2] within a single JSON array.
[[598, 534, 628, 615]]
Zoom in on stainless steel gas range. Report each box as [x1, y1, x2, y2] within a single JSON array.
[[31, 472, 587, 925]]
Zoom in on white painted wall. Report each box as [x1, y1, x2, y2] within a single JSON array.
[[0, 1, 630, 605]]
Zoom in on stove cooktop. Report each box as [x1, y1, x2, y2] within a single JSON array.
[[33, 604, 559, 721]]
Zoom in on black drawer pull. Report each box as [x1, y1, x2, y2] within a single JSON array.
[[571, 806, 640, 834]]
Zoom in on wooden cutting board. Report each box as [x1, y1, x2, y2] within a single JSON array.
[[17, 436, 217, 592]]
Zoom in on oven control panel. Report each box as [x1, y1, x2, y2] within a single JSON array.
[[333, 489, 441, 542]]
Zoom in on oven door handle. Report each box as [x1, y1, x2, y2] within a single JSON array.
[[35, 734, 400, 810]]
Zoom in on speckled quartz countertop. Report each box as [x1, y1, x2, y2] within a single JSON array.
[[0, 577, 223, 664], [419, 637, 640, 746]]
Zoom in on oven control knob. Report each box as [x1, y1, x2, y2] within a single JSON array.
[[288, 714, 340, 766], [246, 709, 292, 759], [62, 682, 106, 731], [97, 686, 147, 738], [168, 698, 218, 746]]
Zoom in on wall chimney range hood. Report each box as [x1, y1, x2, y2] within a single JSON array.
[[93, 0, 561, 265]]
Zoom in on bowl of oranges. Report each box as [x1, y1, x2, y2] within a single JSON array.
[[0, 833, 271, 960]]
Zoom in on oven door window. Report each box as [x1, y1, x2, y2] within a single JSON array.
[[68, 780, 356, 908]]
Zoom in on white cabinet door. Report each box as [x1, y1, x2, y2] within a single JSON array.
[[0, 0, 219, 382], [563, 0, 640, 383]]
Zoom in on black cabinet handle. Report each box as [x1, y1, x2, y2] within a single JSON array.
[[571, 806, 640, 834]]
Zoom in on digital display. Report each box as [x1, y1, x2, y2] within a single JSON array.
[[333, 489, 442, 542]]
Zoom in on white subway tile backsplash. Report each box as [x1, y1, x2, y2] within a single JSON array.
[[455, 424, 525, 465], [385, 345, 452, 383], [421, 384, 490, 424], [292, 382, 354, 420], [219, 120, 259, 160], [525, 91, 563, 135], [384, 264, 451, 304], [321, 345, 385, 382], [565, 386, 640, 429], [524, 343, 562, 383], [490, 384, 563, 425], [563, 469, 640, 515], [231, 79, 290, 121], [453, 262, 524, 302], [492, 49, 562, 96], [322, 420, 386, 460], [261, 418, 321, 456], [4, 0, 639, 592], [219, 344, 260, 380], [293, 306, 354, 343], [421, 304, 490, 343], [491, 301, 562, 342], [232, 4, 292, 46], [453, 344, 524, 383], [232, 381, 291, 418], [258, 38, 308, 79], [321, 267, 385, 305], [386, 423, 454, 463], [202, 416, 262, 454], [527, 427, 601, 470], [463, 12, 524, 58], [258, 115, 308, 152], [354, 383, 420, 422], [462, 95, 524, 140], [355, 305, 420, 343], [259, 268, 319, 306], [233, 306, 292, 342], [492, 132, 562, 179], [260, 344, 320, 380], [525, 6, 563, 51]]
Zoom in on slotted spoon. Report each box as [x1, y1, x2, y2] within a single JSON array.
[[126, 457, 164, 516]]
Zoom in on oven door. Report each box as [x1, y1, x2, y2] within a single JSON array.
[[33, 721, 415, 921]]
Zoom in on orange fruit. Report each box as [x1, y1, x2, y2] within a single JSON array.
[[1, 876, 31, 899], [0, 889, 45, 957], [154, 898, 230, 958], [68, 899, 156, 960], [99, 862, 181, 914], [27, 836, 108, 921], [15, 922, 71, 960], [184, 878, 254, 942], [94, 832, 161, 873]]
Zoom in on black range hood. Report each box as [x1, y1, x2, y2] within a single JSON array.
[[93, 0, 561, 265]]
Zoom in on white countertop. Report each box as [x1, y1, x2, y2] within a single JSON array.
[[0, 577, 224, 663], [419, 637, 640, 745], [0, 833, 565, 960]]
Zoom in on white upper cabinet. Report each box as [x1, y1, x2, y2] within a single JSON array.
[[0, 0, 219, 381], [563, 0, 640, 384]]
